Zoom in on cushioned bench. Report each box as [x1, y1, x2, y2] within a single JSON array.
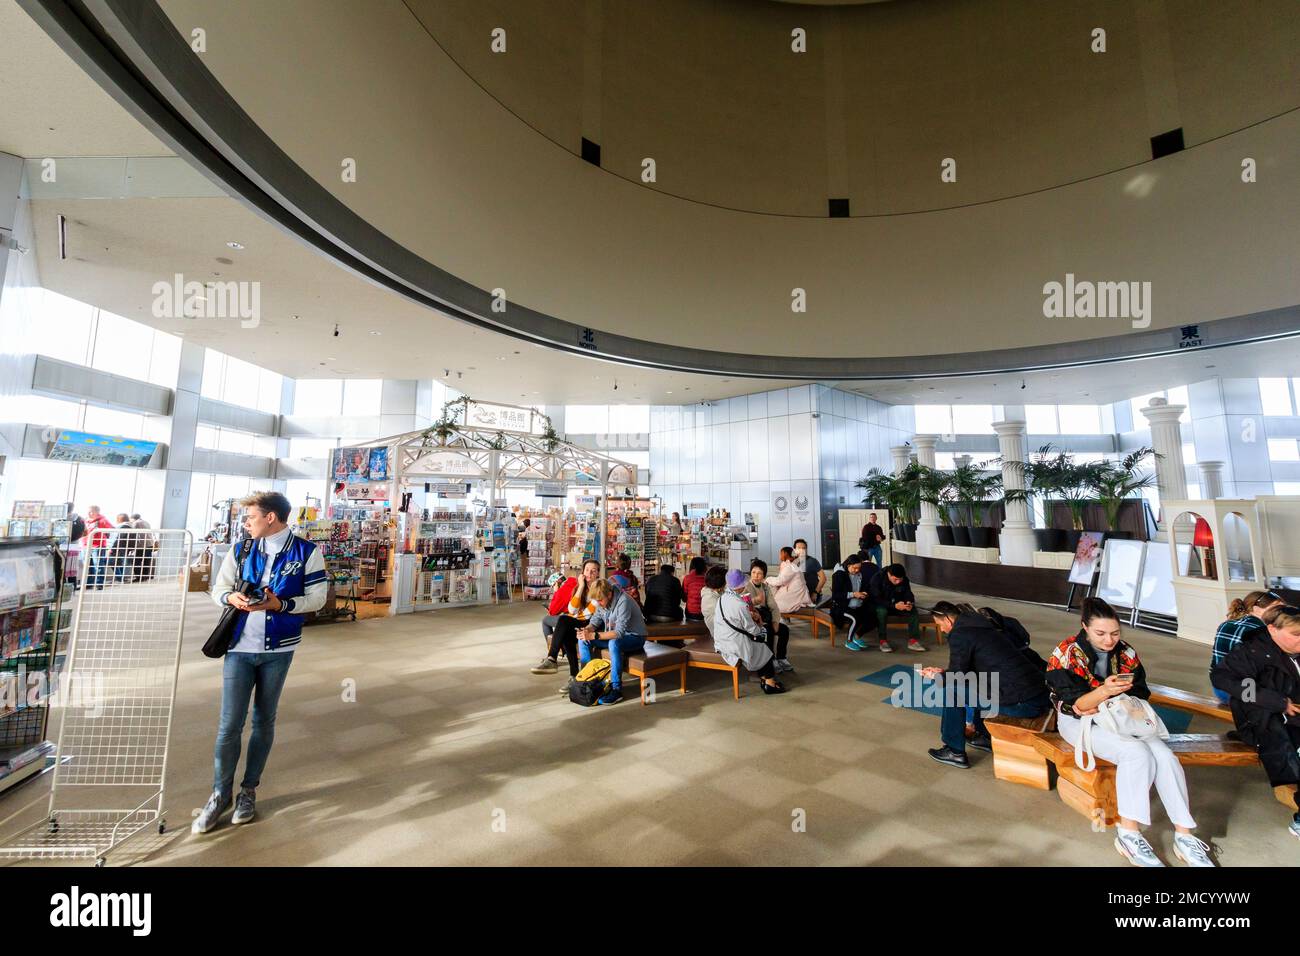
[[681, 635, 744, 700], [987, 686, 1263, 826], [598, 641, 689, 706], [644, 621, 709, 642]]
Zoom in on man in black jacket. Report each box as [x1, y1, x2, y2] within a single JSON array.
[[870, 564, 926, 652], [922, 603, 1051, 768], [1211, 604, 1300, 839], [642, 564, 685, 624]]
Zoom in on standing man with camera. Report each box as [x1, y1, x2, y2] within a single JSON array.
[[193, 491, 328, 834]]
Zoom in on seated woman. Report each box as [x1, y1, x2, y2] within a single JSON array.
[[1211, 603, 1300, 841], [608, 553, 642, 606], [699, 565, 727, 639], [577, 579, 648, 706], [1210, 590, 1284, 703], [643, 563, 685, 624], [1047, 597, 1214, 868], [743, 558, 793, 674], [530, 559, 601, 679], [541, 571, 577, 648], [771, 546, 811, 615], [682, 557, 708, 622], [713, 569, 786, 695], [922, 602, 1051, 769]]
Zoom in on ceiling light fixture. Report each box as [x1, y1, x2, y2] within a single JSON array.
[[369, 330, 381, 336], [226, 241, 244, 250]]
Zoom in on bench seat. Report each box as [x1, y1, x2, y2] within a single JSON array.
[[644, 621, 709, 641], [987, 687, 1262, 826], [598, 641, 690, 705], [784, 607, 940, 647]]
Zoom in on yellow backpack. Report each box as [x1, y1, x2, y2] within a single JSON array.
[[569, 658, 611, 706]]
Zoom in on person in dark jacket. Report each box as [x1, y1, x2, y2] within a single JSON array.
[[923, 602, 1050, 769], [859, 513, 885, 567], [830, 554, 875, 648], [869, 564, 926, 652], [643, 564, 685, 623], [1211, 603, 1300, 841]]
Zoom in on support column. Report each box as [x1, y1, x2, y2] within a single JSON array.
[[912, 435, 940, 556], [889, 444, 911, 476], [1198, 461, 1225, 500], [1139, 398, 1188, 522], [992, 420, 1035, 567], [160, 340, 205, 530]]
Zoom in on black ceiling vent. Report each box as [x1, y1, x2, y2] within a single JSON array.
[[828, 198, 850, 218], [580, 137, 601, 167], [1150, 128, 1185, 160]]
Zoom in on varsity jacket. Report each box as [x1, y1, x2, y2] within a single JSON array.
[[212, 531, 329, 650]]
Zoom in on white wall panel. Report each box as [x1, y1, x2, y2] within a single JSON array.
[[789, 385, 811, 415], [748, 392, 768, 422], [768, 416, 791, 481], [747, 419, 767, 479]]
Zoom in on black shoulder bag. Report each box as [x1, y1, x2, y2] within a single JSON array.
[[201, 538, 259, 659]]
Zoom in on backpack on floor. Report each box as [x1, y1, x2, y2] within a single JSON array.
[[568, 658, 611, 706]]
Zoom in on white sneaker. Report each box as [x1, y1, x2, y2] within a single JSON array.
[[191, 789, 231, 835], [1172, 833, 1216, 867], [1115, 830, 1164, 867], [231, 787, 256, 825], [775, 658, 794, 673]]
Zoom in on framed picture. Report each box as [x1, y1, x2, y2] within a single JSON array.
[[1068, 531, 1106, 585], [11, 501, 43, 520]]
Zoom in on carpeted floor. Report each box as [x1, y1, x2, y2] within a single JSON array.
[[1, 586, 1290, 867]]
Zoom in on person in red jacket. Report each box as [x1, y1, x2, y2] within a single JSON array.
[[82, 505, 116, 590], [682, 557, 708, 622], [541, 571, 578, 648]]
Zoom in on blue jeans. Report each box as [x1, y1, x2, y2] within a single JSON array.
[[578, 635, 646, 689], [1212, 687, 1231, 704], [941, 689, 1050, 753], [87, 548, 109, 589], [866, 545, 883, 567], [214, 651, 294, 796]]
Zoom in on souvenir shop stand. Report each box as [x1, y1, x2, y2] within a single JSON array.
[[328, 400, 639, 616]]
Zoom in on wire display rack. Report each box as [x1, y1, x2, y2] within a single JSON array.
[[0, 529, 190, 867]]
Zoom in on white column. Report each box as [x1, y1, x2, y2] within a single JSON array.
[[1139, 398, 1188, 520], [992, 420, 1035, 567], [1198, 460, 1225, 500], [912, 434, 940, 556], [889, 444, 910, 476]]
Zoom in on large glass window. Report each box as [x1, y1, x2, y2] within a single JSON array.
[[30, 291, 94, 365], [294, 379, 344, 416], [1025, 405, 1057, 434], [1058, 405, 1102, 434], [951, 405, 996, 434], [1268, 438, 1300, 462], [201, 349, 284, 413], [913, 405, 953, 435], [1260, 378, 1295, 416], [565, 405, 609, 434], [342, 379, 382, 416], [90, 311, 155, 382], [608, 405, 650, 433], [81, 405, 146, 440]]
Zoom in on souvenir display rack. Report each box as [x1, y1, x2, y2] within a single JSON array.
[[0, 537, 66, 795], [521, 515, 557, 600]]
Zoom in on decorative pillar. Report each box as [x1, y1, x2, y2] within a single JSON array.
[[1139, 398, 1188, 522], [954, 454, 972, 469], [912, 434, 940, 556], [1198, 461, 1225, 500], [889, 444, 911, 476], [992, 420, 1035, 567]]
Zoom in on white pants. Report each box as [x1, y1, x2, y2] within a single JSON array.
[[1058, 713, 1196, 828]]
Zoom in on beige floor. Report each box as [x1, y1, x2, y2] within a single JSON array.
[[1, 587, 1291, 867]]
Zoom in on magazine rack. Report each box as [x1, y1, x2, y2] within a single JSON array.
[[0, 530, 190, 867]]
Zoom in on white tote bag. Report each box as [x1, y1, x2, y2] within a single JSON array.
[[1075, 694, 1170, 771]]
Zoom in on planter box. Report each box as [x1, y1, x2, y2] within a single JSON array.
[[932, 544, 1002, 565], [1032, 551, 1075, 570]]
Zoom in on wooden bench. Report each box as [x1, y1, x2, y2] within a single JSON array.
[[644, 621, 709, 642], [598, 642, 689, 706], [987, 686, 1265, 826]]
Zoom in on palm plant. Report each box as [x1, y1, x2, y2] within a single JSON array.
[[855, 469, 897, 512], [951, 461, 1004, 527], [1090, 447, 1159, 531]]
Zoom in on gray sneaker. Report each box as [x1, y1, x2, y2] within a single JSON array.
[[191, 789, 231, 834], [1115, 830, 1164, 867], [1172, 833, 1215, 867], [231, 787, 256, 825], [531, 657, 558, 675]]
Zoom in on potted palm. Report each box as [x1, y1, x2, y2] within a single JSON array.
[[1090, 447, 1158, 538], [954, 462, 1003, 549], [1002, 444, 1067, 552], [856, 469, 909, 542], [893, 461, 932, 542], [925, 469, 959, 545]]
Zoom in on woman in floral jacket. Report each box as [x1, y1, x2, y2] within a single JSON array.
[[1046, 598, 1213, 869]]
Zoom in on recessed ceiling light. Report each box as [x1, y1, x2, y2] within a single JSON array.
[[369, 330, 381, 336], [327, 357, 336, 361], [226, 241, 244, 250]]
